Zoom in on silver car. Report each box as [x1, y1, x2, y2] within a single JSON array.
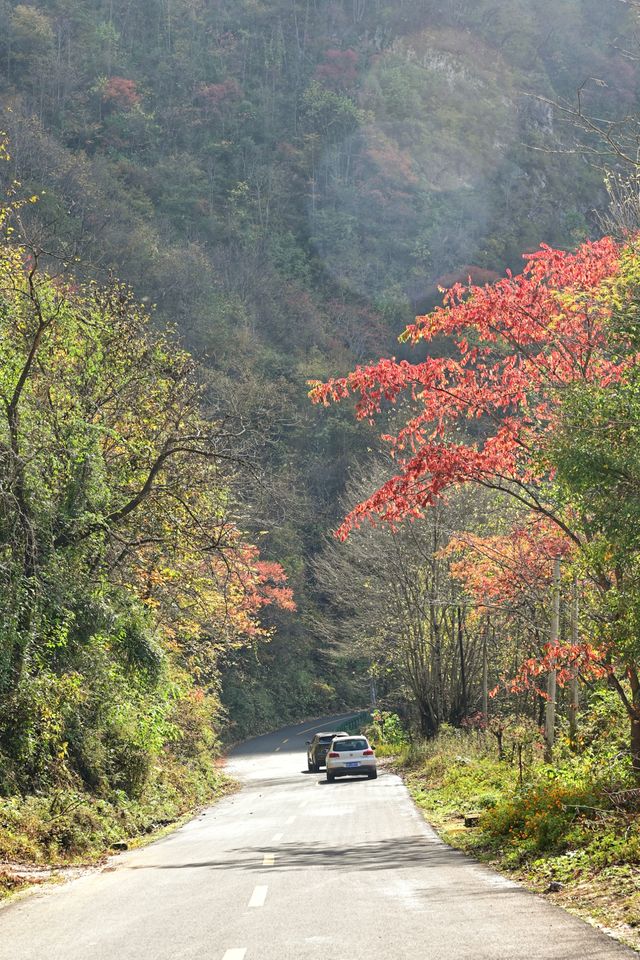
[[325, 735, 377, 782]]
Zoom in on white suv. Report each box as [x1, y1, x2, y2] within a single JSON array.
[[325, 735, 377, 782]]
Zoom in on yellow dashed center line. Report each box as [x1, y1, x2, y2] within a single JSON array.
[[262, 853, 276, 866]]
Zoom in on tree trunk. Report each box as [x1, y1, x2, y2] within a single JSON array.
[[632, 715, 640, 777], [417, 696, 438, 738], [628, 666, 640, 776]]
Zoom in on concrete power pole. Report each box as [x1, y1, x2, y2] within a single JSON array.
[[569, 578, 580, 746], [481, 624, 488, 718], [544, 557, 561, 763]]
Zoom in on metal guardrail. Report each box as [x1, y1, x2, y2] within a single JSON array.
[[342, 711, 373, 734]]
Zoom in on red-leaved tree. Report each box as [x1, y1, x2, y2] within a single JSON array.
[[315, 49, 359, 89], [446, 522, 605, 699], [101, 76, 141, 111], [310, 238, 622, 542]]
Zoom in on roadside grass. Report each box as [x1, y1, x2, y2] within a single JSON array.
[[374, 698, 640, 950], [0, 753, 236, 900]]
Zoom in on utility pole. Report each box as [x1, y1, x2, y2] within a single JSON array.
[[569, 578, 580, 746], [369, 675, 377, 709], [457, 606, 468, 718], [544, 557, 561, 763], [481, 620, 488, 718]]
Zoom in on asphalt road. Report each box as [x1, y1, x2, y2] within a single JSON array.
[[0, 711, 636, 960]]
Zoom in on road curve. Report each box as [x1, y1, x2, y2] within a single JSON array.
[[0, 712, 635, 960]]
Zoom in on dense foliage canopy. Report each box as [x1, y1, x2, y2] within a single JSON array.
[[1, 0, 640, 796]]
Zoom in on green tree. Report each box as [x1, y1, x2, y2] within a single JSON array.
[[0, 188, 291, 791], [547, 246, 640, 765]]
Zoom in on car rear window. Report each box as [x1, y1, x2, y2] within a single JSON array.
[[333, 738, 367, 751], [319, 736, 334, 744]]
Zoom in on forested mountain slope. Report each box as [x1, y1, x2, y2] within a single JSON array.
[[0, 0, 634, 734]]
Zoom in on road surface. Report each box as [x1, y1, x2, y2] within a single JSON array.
[[0, 712, 635, 959]]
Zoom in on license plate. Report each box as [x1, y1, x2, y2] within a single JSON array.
[[346, 761, 360, 768]]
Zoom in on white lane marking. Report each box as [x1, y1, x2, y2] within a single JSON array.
[[263, 853, 275, 865], [274, 747, 281, 752], [249, 884, 268, 907], [271, 831, 283, 842], [298, 800, 308, 809], [286, 815, 296, 824], [379, 876, 422, 912], [223, 951, 247, 960], [282, 738, 288, 744]]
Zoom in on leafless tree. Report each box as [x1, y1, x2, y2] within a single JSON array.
[[313, 460, 494, 734]]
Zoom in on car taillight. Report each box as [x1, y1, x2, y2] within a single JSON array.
[[363, 749, 374, 756], [328, 751, 339, 758]]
